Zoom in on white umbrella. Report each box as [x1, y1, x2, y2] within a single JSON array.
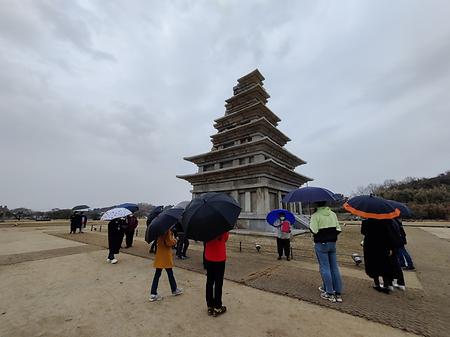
[[100, 207, 132, 221]]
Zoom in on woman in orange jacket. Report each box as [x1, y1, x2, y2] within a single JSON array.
[[149, 229, 183, 301]]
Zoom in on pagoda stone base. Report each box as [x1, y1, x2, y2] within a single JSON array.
[[191, 182, 303, 232]]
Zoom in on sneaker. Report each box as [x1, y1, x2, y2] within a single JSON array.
[[320, 293, 336, 303], [106, 258, 111, 263], [172, 288, 183, 296], [404, 267, 416, 271], [110, 259, 118, 264], [207, 307, 214, 316], [318, 286, 326, 293], [149, 294, 163, 302], [388, 285, 394, 291], [212, 306, 227, 317], [335, 294, 343, 303], [277, 257, 282, 260], [394, 284, 406, 291]]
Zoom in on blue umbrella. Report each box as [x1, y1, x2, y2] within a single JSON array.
[[344, 195, 400, 220], [282, 187, 337, 204], [145, 206, 183, 243], [117, 203, 139, 213], [386, 200, 412, 218], [266, 209, 295, 226]]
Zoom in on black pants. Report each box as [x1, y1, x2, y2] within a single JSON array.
[[206, 261, 226, 309], [125, 229, 135, 247], [276, 238, 290, 258], [390, 251, 405, 286], [70, 222, 76, 233], [151, 268, 177, 295], [176, 234, 189, 257], [108, 224, 124, 259]]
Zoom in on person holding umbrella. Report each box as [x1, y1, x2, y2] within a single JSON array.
[[344, 195, 401, 293], [69, 211, 78, 234], [266, 210, 294, 261], [101, 207, 132, 264], [310, 201, 343, 303], [146, 206, 184, 301], [205, 232, 229, 316], [149, 227, 183, 301], [181, 192, 241, 317]]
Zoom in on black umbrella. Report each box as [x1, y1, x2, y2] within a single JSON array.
[[117, 203, 139, 213], [282, 187, 338, 204], [72, 205, 90, 211], [181, 192, 241, 242], [343, 195, 400, 219], [145, 207, 183, 243], [386, 200, 412, 218], [146, 206, 164, 226]]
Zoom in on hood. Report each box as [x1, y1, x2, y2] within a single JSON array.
[[317, 206, 332, 216]]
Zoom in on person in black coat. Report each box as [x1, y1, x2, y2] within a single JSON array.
[[107, 218, 125, 264], [361, 218, 401, 293], [69, 212, 77, 234]]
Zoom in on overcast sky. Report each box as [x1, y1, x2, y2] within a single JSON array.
[[1, 0, 449, 210]]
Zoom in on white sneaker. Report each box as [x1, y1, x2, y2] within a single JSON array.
[[149, 294, 162, 302], [106, 258, 111, 263], [172, 288, 183, 296], [110, 259, 118, 264], [394, 284, 406, 291], [320, 292, 336, 303], [335, 294, 343, 303]]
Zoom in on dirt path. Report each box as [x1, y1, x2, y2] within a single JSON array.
[[1, 235, 418, 337], [50, 229, 435, 336]]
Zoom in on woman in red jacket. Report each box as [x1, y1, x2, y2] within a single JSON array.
[[205, 231, 229, 317]]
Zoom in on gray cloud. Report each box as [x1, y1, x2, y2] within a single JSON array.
[[1, 0, 449, 210]]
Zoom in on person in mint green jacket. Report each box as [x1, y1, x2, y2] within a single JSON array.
[[310, 201, 343, 303]]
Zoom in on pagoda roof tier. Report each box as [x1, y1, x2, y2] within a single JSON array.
[[237, 69, 265, 85], [177, 159, 312, 187], [214, 101, 280, 132], [225, 84, 270, 114], [211, 117, 290, 147], [184, 137, 305, 169], [233, 69, 265, 95]]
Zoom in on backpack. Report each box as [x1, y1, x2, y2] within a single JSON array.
[[281, 220, 291, 233]]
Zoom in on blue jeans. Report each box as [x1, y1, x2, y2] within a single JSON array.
[[397, 246, 414, 268], [315, 242, 342, 294], [150, 268, 177, 295]]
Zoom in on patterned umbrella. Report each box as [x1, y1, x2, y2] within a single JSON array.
[[100, 207, 132, 221]]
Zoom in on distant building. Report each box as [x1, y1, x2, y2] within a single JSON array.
[[177, 69, 312, 230]]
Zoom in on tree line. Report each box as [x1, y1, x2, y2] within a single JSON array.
[[352, 171, 450, 220]]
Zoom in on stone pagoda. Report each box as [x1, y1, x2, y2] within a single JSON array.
[[177, 69, 312, 230]]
